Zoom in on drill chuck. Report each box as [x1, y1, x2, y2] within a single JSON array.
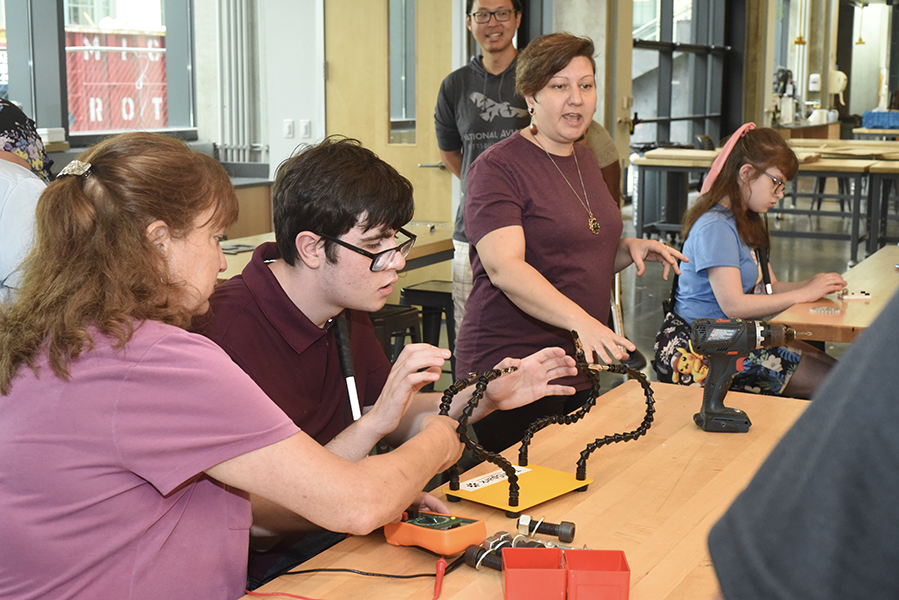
[[764, 322, 796, 346]]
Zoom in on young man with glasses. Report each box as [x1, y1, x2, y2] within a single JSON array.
[[194, 136, 577, 587], [434, 0, 530, 340]]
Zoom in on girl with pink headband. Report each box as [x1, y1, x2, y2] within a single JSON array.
[[653, 125, 845, 398]]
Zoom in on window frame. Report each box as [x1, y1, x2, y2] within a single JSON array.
[[5, 0, 197, 144], [632, 0, 727, 145]]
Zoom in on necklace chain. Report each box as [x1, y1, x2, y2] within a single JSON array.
[[532, 135, 600, 234]]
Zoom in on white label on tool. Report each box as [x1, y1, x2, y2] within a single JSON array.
[[458, 467, 531, 491], [707, 328, 736, 342]]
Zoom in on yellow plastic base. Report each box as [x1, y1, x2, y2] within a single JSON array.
[[445, 464, 593, 515]]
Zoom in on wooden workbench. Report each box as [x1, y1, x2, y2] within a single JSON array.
[[771, 245, 899, 343], [240, 380, 808, 600]]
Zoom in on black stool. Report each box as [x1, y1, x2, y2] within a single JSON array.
[[811, 177, 849, 211], [399, 280, 455, 380], [368, 304, 422, 362]]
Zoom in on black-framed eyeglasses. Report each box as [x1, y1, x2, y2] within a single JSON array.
[[762, 171, 785, 194], [468, 9, 516, 23], [318, 228, 417, 272]]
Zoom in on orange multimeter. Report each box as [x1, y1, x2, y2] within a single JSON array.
[[383, 511, 487, 556]]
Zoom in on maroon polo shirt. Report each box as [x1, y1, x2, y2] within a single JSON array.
[[194, 242, 391, 445]]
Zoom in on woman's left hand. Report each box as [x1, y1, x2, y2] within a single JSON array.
[[617, 237, 688, 280], [482, 347, 578, 412]]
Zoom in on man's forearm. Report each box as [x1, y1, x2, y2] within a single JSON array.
[[323, 412, 387, 461], [383, 387, 497, 448]]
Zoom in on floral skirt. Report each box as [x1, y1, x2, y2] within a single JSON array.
[[652, 312, 801, 396]]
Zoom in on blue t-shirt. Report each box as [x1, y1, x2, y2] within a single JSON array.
[[674, 207, 760, 324]]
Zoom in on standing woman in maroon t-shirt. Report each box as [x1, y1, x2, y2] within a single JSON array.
[[456, 33, 686, 452]]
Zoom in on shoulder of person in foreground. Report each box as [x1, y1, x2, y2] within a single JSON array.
[[709, 290, 899, 600]]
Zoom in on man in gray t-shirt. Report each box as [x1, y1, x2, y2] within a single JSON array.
[[434, 0, 529, 336]]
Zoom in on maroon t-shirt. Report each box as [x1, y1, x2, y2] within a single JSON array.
[[456, 132, 623, 390], [195, 242, 391, 445]]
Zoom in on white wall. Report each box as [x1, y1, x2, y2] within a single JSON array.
[[849, 4, 892, 114], [194, 0, 219, 147], [258, 0, 326, 178]]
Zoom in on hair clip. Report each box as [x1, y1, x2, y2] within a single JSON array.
[[58, 160, 92, 178]]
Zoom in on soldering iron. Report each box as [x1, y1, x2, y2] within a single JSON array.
[[690, 318, 802, 433]]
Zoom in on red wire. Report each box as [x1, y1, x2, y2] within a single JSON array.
[[243, 590, 323, 600], [431, 556, 447, 600]]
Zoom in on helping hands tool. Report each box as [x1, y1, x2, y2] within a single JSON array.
[[442, 331, 656, 516]]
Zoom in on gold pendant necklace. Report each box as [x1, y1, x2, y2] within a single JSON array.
[[533, 135, 600, 235]]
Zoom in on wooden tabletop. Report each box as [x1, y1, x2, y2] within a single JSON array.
[[788, 138, 899, 148], [241, 380, 808, 600], [795, 158, 878, 173], [869, 160, 899, 174], [642, 148, 719, 162], [787, 138, 899, 159], [852, 127, 899, 139], [771, 245, 899, 342], [636, 147, 849, 166], [852, 128, 899, 134], [632, 154, 714, 169], [218, 222, 454, 282]]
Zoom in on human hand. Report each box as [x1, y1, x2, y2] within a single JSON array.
[[388, 493, 453, 525], [625, 238, 688, 279], [366, 344, 450, 437], [420, 414, 464, 472], [410, 492, 451, 516], [803, 272, 848, 301], [571, 316, 636, 365], [482, 347, 578, 412], [388, 492, 452, 523]]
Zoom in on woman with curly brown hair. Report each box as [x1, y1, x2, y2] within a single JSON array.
[[454, 33, 685, 452]]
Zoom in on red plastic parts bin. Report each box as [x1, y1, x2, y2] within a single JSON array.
[[502, 547, 630, 600], [565, 549, 630, 600], [502, 548, 567, 600]]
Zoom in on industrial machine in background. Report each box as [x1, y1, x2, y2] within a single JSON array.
[[773, 67, 797, 125]]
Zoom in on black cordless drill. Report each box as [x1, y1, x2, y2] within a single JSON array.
[[690, 318, 797, 433]]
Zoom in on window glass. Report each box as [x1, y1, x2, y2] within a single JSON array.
[[388, 0, 416, 144], [633, 0, 659, 41], [64, 0, 167, 133], [632, 0, 724, 146], [631, 48, 659, 145], [672, 0, 693, 44], [670, 50, 691, 143]]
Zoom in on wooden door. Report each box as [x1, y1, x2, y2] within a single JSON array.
[[324, 0, 453, 223], [324, 0, 454, 294]]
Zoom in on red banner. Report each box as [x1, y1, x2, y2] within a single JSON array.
[[66, 28, 167, 132]]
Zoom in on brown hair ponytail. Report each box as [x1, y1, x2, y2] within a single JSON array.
[[0, 132, 237, 394]]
